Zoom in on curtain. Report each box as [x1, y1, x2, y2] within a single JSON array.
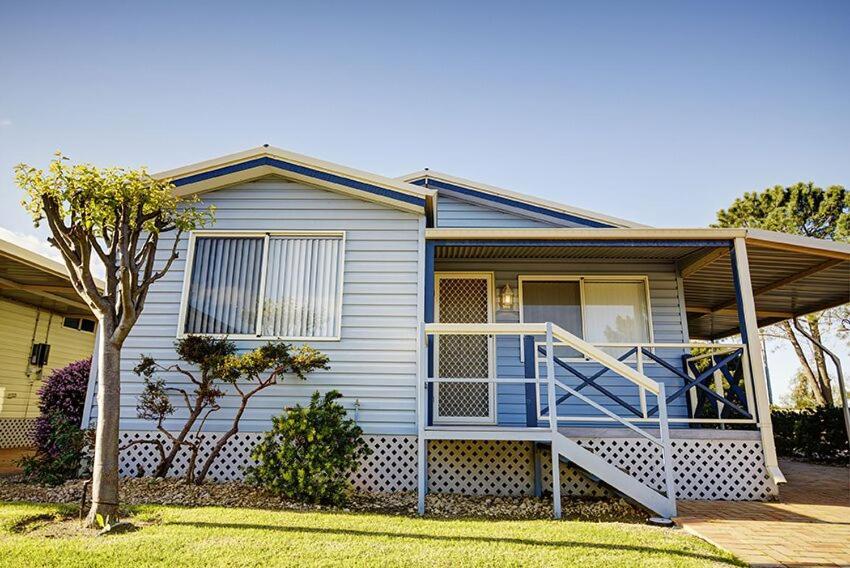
[[261, 236, 343, 338], [184, 237, 264, 335], [583, 281, 650, 344]]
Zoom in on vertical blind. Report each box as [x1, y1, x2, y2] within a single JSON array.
[[183, 234, 344, 338], [184, 237, 264, 335], [262, 237, 343, 338]]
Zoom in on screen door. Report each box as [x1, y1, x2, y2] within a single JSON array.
[[434, 273, 495, 423]]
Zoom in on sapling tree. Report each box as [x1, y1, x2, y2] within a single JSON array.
[[134, 335, 329, 484], [15, 154, 213, 525]]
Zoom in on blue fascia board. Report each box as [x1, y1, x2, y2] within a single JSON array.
[[172, 156, 427, 208], [429, 239, 733, 248], [412, 177, 614, 228]]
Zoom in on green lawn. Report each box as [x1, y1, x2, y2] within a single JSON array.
[[0, 502, 742, 567]]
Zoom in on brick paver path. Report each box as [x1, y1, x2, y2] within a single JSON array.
[[675, 459, 850, 567]]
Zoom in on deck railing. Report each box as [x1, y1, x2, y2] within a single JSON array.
[[421, 322, 757, 429], [536, 341, 757, 426]]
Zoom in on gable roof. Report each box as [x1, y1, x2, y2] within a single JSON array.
[[398, 170, 647, 229], [154, 146, 435, 216]]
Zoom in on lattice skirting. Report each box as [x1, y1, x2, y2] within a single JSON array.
[[117, 431, 777, 500], [0, 418, 37, 449]]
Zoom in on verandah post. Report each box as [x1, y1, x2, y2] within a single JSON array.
[[523, 335, 538, 427], [731, 238, 782, 483], [657, 383, 677, 518], [546, 322, 561, 519]]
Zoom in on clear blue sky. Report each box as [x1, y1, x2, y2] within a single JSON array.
[[1, 0, 848, 399]]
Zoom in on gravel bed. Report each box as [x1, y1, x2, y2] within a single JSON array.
[[0, 476, 646, 522]]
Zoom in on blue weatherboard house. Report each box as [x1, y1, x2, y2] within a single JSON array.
[[82, 146, 850, 518]]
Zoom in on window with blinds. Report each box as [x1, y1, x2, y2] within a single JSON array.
[[183, 233, 345, 339]]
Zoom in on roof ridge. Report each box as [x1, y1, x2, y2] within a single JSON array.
[[397, 169, 649, 229]]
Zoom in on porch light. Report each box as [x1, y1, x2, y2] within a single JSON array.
[[499, 283, 517, 310]]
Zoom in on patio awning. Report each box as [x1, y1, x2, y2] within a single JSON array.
[[0, 238, 100, 317], [426, 228, 850, 340]]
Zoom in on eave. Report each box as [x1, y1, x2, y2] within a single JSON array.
[[155, 146, 435, 217]]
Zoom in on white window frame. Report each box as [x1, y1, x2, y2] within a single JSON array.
[[177, 230, 346, 341], [433, 271, 497, 425], [518, 275, 655, 362]]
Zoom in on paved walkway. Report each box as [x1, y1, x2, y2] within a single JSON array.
[[675, 459, 850, 567]]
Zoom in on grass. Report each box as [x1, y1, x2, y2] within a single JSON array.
[[0, 501, 743, 567]]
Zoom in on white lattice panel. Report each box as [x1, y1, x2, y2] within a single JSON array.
[[428, 440, 534, 495], [118, 432, 419, 490], [0, 418, 37, 449], [353, 436, 417, 491], [117, 431, 776, 500]]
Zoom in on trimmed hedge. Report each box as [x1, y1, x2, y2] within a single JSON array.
[[772, 407, 849, 465]]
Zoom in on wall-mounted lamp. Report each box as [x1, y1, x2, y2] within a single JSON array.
[[499, 283, 517, 310]]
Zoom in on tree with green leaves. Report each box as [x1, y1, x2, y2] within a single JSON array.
[[714, 182, 850, 407], [15, 154, 213, 526]]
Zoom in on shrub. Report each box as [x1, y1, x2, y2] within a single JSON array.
[[133, 336, 329, 483], [19, 358, 92, 484], [246, 390, 371, 505], [772, 406, 849, 465]]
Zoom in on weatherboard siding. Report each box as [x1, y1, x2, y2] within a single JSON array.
[[0, 298, 95, 419], [436, 195, 561, 228], [434, 259, 691, 425], [88, 178, 422, 435]]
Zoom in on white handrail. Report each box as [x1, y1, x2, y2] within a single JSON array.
[[550, 377, 662, 445], [424, 322, 662, 395]]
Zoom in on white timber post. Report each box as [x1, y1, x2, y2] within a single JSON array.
[[546, 322, 561, 519], [733, 238, 783, 483], [657, 383, 677, 517], [417, 323, 428, 515]]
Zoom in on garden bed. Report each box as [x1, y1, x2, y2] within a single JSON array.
[[0, 476, 646, 522]]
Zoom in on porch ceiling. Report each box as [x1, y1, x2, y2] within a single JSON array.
[[684, 244, 849, 340], [435, 244, 702, 261], [428, 229, 850, 341]]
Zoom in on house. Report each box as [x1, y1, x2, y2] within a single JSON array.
[[0, 237, 98, 457], [82, 146, 850, 518]]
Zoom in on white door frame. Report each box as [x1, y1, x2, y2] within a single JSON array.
[[433, 272, 497, 424]]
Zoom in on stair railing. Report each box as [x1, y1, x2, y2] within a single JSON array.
[[541, 322, 677, 515]]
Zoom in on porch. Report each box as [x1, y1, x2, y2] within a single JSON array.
[[416, 229, 850, 518]]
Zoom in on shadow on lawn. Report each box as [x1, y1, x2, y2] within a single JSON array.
[[169, 521, 742, 566]]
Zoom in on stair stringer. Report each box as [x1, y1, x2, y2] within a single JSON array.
[[553, 433, 676, 518]]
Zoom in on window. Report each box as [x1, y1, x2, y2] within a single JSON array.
[[182, 232, 345, 339], [63, 317, 96, 333], [521, 280, 583, 358], [519, 276, 652, 358], [583, 281, 650, 344]]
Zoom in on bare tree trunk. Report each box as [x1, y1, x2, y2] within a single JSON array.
[[808, 316, 835, 406], [194, 397, 248, 484], [780, 320, 828, 406], [85, 324, 122, 526], [154, 403, 204, 478]]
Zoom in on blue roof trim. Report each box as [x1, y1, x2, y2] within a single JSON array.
[[412, 177, 614, 228], [430, 239, 732, 248], [172, 157, 426, 208]]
